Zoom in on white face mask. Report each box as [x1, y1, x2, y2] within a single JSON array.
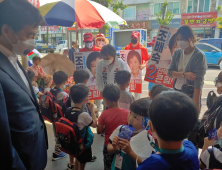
[[103, 58, 113, 65], [97, 41, 105, 48], [85, 42, 93, 49], [6, 30, 35, 56], [177, 41, 189, 50]]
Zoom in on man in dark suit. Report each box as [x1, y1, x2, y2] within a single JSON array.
[[0, 0, 48, 169], [68, 41, 77, 63]]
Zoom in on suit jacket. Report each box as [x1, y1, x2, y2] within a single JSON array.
[[0, 52, 48, 170], [68, 47, 76, 63]]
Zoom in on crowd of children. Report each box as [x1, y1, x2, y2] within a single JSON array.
[[25, 44, 222, 170]]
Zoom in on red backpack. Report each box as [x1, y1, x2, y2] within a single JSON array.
[[55, 108, 85, 157], [39, 91, 64, 123]]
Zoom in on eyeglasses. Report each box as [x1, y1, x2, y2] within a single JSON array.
[[97, 39, 105, 42]]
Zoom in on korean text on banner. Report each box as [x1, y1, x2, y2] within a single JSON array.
[[145, 25, 177, 88], [74, 52, 102, 100], [120, 50, 142, 93]]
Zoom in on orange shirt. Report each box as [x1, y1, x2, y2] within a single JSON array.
[[125, 42, 149, 64], [79, 45, 101, 52]]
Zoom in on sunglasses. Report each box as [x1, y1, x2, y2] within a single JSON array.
[[97, 39, 105, 42]]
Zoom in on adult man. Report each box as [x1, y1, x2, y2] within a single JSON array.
[[69, 41, 77, 63], [79, 32, 100, 52], [0, 0, 47, 169], [125, 31, 149, 100]]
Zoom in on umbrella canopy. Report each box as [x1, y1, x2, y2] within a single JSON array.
[[39, 53, 75, 77], [39, 0, 126, 28]]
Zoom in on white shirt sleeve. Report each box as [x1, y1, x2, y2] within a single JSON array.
[[200, 149, 210, 168], [77, 112, 93, 130], [32, 86, 39, 95], [96, 60, 104, 92], [44, 88, 51, 92], [109, 125, 122, 142], [56, 91, 68, 101]]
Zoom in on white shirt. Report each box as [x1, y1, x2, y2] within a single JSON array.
[[0, 44, 31, 92], [175, 48, 195, 90]]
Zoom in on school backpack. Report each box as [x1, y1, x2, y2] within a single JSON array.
[[208, 147, 222, 169], [50, 87, 67, 107], [39, 91, 64, 123], [55, 108, 91, 157], [207, 91, 218, 110], [188, 95, 222, 148]]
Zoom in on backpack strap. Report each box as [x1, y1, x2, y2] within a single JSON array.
[[208, 147, 222, 168], [66, 107, 83, 123], [50, 87, 63, 98], [152, 154, 173, 170]]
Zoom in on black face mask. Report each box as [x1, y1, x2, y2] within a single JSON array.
[[131, 38, 137, 44]]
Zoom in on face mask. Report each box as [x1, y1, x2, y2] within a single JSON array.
[[103, 58, 113, 65], [177, 41, 189, 50], [85, 42, 93, 49], [131, 38, 138, 45], [6, 30, 35, 56], [97, 41, 105, 48]]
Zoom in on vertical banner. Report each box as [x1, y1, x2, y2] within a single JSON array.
[[74, 52, 102, 100], [120, 50, 142, 93], [145, 25, 178, 88]]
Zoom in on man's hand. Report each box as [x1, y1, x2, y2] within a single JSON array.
[[118, 138, 132, 154], [139, 64, 146, 70], [112, 136, 120, 151], [184, 72, 196, 81]]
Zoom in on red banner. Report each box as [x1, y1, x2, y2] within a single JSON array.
[[181, 12, 217, 27], [27, 0, 40, 8]]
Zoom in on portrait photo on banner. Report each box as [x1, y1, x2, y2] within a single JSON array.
[[74, 52, 102, 100], [145, 25, 178, 88], [120, 49, 142, 93]]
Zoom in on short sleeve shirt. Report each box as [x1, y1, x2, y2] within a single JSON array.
[[119, 90, 135, 111], [137, 140, 199, 170], [98, 108, 129, 145]]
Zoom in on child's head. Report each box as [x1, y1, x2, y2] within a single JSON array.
[[148, 91, 198, 142], [32, 56, 41, 66], [115, 70, 131, 89], [27, 69, 36, 82], [70, 84, 89, 105], [102, 84, 120, 108], [87, 52, 102, 77], [215, 71, 222, 94], [73, 69, 90, 84], [128, 98, 151, 131], [53, 71, 68, 86], [127, 50, 141, 76], [149, 84, 170, 99]]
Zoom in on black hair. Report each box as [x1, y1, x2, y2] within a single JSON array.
[[130, 98, 151, 117], [176, 25, 196, 43], [32, 56, 41, 62], [86, 52, 102, 71], [53, 71, 68, 85], [72, 41, 76, 45], [102, 84, 120, 102], [115, 70, 131, 86], [168, 33, 177, 52], [148, 91, 198, 141], [27, 69, 35, 82], [127, 50, 141, 65], [100, 44, 116, 57], [70, 84, 89, 104], [73, 69, 90, 84], [0, 0, 45, 35], [150, 84, 170, 99]]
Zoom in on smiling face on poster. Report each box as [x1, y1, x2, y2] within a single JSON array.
[[120, 49, 142, 93], [74, 52, 103, 100]]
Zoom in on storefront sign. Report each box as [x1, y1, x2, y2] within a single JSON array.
[[121, 21, 150, 29], [123, 6, 136, 21], [181, 12, 217, 27], [136, 4, 150, 21], [41, 26, 64, 34], [151, 19, 181, 29], [27, 0, 40, 8]]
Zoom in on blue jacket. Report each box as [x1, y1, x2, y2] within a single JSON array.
[[0, 52, 48, 170], [69, 47, 76, 63]]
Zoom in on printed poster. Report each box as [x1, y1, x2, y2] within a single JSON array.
[[145, 25, 178, 88], [74, 52, 102, 100], [120, 50, 142, 93]]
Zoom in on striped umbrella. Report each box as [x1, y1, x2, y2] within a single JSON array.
[[39, 0, 126, 28]]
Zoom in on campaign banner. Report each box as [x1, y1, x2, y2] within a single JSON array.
[[145, 25, 178, 88], [120, 50, 142, 93], [74, 52, 102, 100]]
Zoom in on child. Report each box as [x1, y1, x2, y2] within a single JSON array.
[[26, 69, 52, 98], [115, 70, 134, 110], [215, 71, 222, 94], [65, 84, 97, 170], [199, 122, 222, 169], [137, 91, 199, 170], [149, 84, 170, 99], [107, 98, 155, 170], [97, 84, 129, 170]]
